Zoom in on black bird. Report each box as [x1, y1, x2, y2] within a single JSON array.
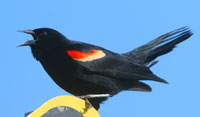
[[19, 27, 192, 110]]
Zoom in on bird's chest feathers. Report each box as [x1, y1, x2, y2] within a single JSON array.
[[32, 48, 77, 76]]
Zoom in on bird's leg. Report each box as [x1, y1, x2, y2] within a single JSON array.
[[77, 94, 111, 111], [78, 94, 111, 99]]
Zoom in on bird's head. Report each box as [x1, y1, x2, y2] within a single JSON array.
[[18, 28, 69, 50]]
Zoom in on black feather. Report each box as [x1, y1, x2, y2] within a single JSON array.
[[123, 27, 193, 65]]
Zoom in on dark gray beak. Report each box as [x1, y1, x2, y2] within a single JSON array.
[[18, 29, 36, 47], [18, 30, 35, 35], [17, 40, 36, 47]]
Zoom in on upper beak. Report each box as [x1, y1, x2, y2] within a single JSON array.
[[18, 29, 36, 47], [18, 30, 35, 35]]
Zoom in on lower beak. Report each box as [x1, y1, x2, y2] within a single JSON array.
[[17, 40, 36, 47]]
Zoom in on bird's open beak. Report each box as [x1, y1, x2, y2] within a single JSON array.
[[18, 30, 36, 47]]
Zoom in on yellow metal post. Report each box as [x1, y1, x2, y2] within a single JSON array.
[[26, 95, 100, 117]]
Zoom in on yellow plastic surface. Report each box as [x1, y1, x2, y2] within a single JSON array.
[[27, 95, 100, 117]]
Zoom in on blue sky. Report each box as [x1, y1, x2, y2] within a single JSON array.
[[1, 0, 200, 116]]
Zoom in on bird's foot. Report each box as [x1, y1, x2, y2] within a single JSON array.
[[83, 98, 92, 111], [77, 94, 111, 111]]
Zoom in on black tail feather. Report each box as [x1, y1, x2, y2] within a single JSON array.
[[128, 81, 152, 92], [146, 29, 193, 63], [122, 27, 193, 65]]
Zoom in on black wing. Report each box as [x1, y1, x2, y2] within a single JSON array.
[[122, 27, 193, 65], [67, 42, 168, 84]]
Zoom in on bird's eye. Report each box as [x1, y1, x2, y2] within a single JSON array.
[[41, 31, 48, 37]]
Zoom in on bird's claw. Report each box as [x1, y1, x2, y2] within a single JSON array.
[[84, 98, 92, 111], [77, 94, 111, 111]]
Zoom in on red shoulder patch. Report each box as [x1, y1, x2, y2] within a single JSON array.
[[66, 49, 106, 62]]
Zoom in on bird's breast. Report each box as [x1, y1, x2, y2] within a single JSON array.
[[36, 51, 130, 96]]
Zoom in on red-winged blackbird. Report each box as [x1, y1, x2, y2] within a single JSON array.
[[19, 27, 192, 110]]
